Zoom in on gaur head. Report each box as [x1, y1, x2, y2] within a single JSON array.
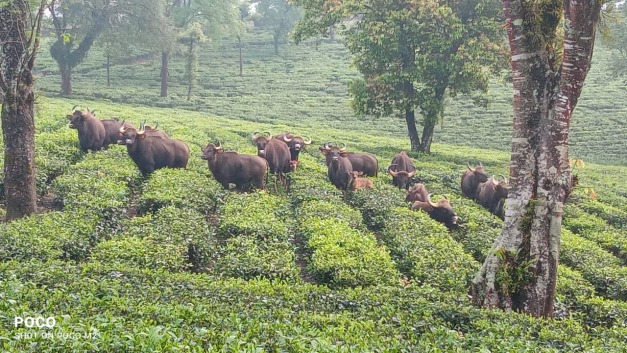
[[284, 134, 312, 152], [201, 142, 224, 161], [466, 161, 489, 183], [251, 131, 272, 157], [424, 194, 459, 230], [117, 123, 146, 145], [388, 163, 416, 190], [67, 106, 93, 129], [491, 175, 510, 199], [320, 142, 348, 165]]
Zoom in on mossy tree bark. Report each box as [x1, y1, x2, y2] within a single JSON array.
[[0, 0, 48, 221], [471, 0, 602, 317]]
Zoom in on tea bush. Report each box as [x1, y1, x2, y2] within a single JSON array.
[[0, 210, 99, 262], [91, 236, 190, 272], [381, 207, 479, 293], [560, 229, 627, 300], [217, 191, 290, 240], [346, 184, 408, 230], [564, 209, 627, 262], [138, 168, 225, 215], [299, 218, 399, 288], [296, 199, 365, 231]]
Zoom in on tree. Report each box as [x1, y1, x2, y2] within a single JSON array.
[[97, 0, 174, 87], [292, 0, 506, 152], [48, 0, 111, 95], [256, 0, 302, 55], [602, 2, 627, 77], [0, 0, 48, 220], [178, 22, 208, 101], [470, 0, 603, 317], [159, 0, 240, 97]]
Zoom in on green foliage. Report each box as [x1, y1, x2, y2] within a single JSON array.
[[256, 0, 302, 54], [296, 199, 365, 231], [381, 208, 479, 293], [300, 218, 399, 288], [345, 184, 407, 230], [561, 230, 627, 300], [138, 168, 224, 215], [0, 210, 99, 262], [217, 191, 290, 239], [293, 0, 506, 150]]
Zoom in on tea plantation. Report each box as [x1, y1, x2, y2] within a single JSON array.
[[0, 30, 626, 351]]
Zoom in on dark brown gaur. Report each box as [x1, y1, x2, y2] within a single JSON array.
[[388, 151, 416, 190], [252, 131, 291, 191], [201, 142, 267, 191], [461, 161, 489, 200], [275, 132, 312, 161], [320, 143, 353, 190], [67, 107, 106, 152], [320, 142, 378, 177], [411, 193, 459, 230], [117, 123, 189, 175], [477, 175, 509, 220]]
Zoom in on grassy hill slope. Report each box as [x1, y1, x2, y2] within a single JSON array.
[[0, 29, 625, 351], [32, 30, 627, 165]]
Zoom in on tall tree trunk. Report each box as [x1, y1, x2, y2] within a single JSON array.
[[187, 41, 194, 102], [238, 35, 243, 77], [419, 122, 435, 153], [161, 50, 169, 97], [273, 34, 280, 55], [0, 0, 46, 221], [419, 86, 446, 153], [405, 108, 421, 151], [60, 65, 72, 96], [471, 0, 602, 318], [106, 53, 110, 87]]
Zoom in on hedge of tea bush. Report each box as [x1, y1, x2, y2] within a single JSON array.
[[297, 216, 399, 288], [1, 259, 626, 352], [560, 229, 627, 300], [578, 199, 627, 230], [137, 168, 225, 215], [34, 129, 84, 193], [564, 207, 627, 262], [380, 207, 479, 293], [0, 210, 99, 262], [211, 192, 301, 282], [345, 184, 408, 230], [91, 206, 215, 272]]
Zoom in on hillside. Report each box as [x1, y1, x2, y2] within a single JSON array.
[[0, 29, 625, 351], [32, 30, 627, 166]]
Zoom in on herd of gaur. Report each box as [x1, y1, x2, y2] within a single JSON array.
[[67, 107, 509, 229]]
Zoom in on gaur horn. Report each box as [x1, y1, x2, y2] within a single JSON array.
[[479, 161, 484, 168], [71, 105, 78, 112], [283, 134, 293, 142], [251, 131, 260, 142], [302, 136, 312, 145], [215, 141, 223, 151], [339, 143, 347, 152], [407, 165, 417, 177], [497, 174, 507, 183], [387, 164, 399, 177], [263, 131, 272, 139], [322, 142, 333, 150], [427, 194, 438, 208], [467, 161, 475, 172]]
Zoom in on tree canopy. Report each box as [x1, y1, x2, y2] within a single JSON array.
[[292, 0, 507, 152]]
